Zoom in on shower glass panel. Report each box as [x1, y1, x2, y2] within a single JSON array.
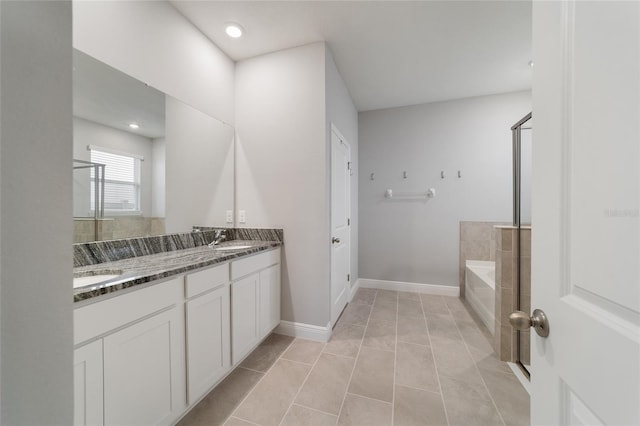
[[73, 159, 105, 242], [512, 113, 532, 378]]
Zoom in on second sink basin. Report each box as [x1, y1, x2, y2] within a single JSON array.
[[73, 270, 123, 289], [213, 245, 253, 252]]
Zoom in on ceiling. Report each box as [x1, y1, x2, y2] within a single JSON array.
[[73, 49, 166, 139], [170, 0, 532, 112]]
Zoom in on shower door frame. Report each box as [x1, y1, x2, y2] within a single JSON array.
[[511, 111, 532, 379]]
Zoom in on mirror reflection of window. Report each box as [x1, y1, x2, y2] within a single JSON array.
[[89, 147, 142, 214]]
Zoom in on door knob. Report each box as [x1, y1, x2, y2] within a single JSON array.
[[332, 237, 341, 244], [509, 309, 550, 337]]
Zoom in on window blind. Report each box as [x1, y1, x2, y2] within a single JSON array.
[[90, 148, 141, 213]]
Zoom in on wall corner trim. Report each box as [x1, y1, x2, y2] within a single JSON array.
[[274, 320, 332, 342], [358, 278, 459, 297], [349, 279, 361, 302]]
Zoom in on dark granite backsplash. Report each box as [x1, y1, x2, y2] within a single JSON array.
[[193, 227, 284, 243], [74, 228, 283, 267]]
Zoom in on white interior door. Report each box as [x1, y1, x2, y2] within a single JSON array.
[[532, 2, 639, 425], [331, 125, 351, 325]]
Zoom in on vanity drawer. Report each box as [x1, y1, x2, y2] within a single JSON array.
[[231, 248, 280, 280], [185, 263, 229, 298]]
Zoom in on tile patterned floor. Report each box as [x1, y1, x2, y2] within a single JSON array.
[[178, 289, 530, 426]]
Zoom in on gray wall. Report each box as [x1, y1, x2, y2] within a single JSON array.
[[236, 42, 358, 328], [235, 42, 329, 327], [1, 1, 73, 423], [358, 91, 531, 287]]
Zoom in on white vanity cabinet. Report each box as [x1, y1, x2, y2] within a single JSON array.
[[74, 340, 103, 426], [73, 278, 186, 426], [184, 264, 230, 404], [231, 248, 281, 364], [73, 245, 281, 425]]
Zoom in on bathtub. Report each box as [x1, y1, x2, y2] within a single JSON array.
[[465, 260, 495, 335]]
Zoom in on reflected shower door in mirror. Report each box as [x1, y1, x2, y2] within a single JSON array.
[[72, 49, 234, 242]]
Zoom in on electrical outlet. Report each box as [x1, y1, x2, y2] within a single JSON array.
[[239, 210, 246, 223], [226, 210, 233, 223]]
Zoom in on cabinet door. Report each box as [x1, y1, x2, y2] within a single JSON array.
[[259, 264, 281, 337], [231, 273, 259, 365], [186, 285, 230, 404], [103, 307, 183, 426], [74, 340, 103, 426]]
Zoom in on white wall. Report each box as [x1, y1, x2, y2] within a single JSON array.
[[0, 1, 73, 423], [359, 91, 531, 287], [73, 117, 154, 217], [165, 97, 235, 233], [325, 47, 359, 289], [73, 0, 235, 125], [235, 42, 330, 327]]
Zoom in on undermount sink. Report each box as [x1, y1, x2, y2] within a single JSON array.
[[213, 245, 253, 252], [73, 270, 123, 289]]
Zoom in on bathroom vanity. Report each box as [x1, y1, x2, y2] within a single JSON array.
[[73, 231, 282, 426]]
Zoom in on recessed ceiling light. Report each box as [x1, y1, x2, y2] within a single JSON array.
[[528, 60, 534, 68], [225, 23, 243, 38], [129, 123, 140, 129]]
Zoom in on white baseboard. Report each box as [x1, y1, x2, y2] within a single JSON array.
[[274, 320, 332, 342], [357, 278, 459, 297]]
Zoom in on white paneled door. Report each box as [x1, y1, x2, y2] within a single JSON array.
[[331, 125, 351, 325], [532, 1, 639, 425]]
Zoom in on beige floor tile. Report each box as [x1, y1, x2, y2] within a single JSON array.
[[397, 314, 429, 346], [443, 297, 474, 321], [281, 404, 337, 426], [397, 298, 424, 319], [362, 319, 396, 352], [420, 294, 451, 315], [444, 394, 504, 426], [393, 385, 447, 426], [224, 417, 256, 426], [397, 291, 420, 301], [430, 336, 483, 384], [337, 394, 392, 426], [426, 313, 463, 340], [178, 367, 263, 426], [295, 353, 355, 415], [375, 290, 398, 302], [348, 346, 395, 402], [239, 333, 294, 372], [439, 374, 493, 404], [470, 347, 514, 376], [339, 303, 372, 327], [395, 342, 439, 393], [351, 288, 377, 306], [324, 323, 365, 358], [480, 369, 530, 426], [233, 359, 311, 426], [369, 300, 397, 324], [281, 338, 325, 365]]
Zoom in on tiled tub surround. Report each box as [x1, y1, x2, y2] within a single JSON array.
[[494, 226, 531, 364], [73, 228, 283, 302], [73, 216, 166, 243], [459, 221, 509, 298]]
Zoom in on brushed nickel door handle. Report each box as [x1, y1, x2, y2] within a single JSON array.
[[509, 309, 550, 337]]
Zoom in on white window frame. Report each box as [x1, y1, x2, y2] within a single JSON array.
[[88, 145, 143, 216]]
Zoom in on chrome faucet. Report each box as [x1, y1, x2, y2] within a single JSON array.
[[208, 229, 227, 247]]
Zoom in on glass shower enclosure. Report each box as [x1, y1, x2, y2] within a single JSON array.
[[512, 112, 532, 378]]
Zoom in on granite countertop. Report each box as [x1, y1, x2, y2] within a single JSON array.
[[73, 240, 281, 303]]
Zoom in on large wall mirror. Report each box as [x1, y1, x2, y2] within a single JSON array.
[[73, 49, 234, 242]]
